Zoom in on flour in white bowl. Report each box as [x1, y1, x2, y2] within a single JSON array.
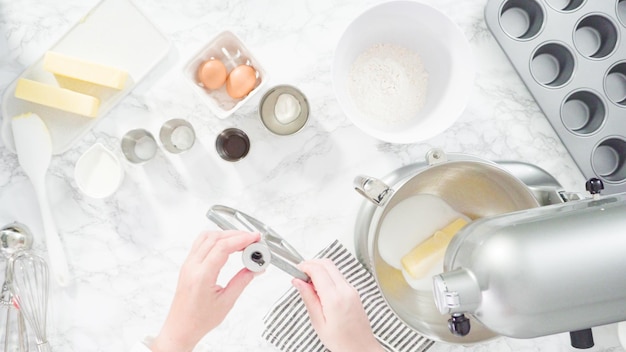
[[348, 43, 428, 125]]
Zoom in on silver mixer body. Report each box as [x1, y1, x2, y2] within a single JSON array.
[[433, 192, 626, 339]]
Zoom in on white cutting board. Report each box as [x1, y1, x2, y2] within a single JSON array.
[[1, 0, 171, 155]]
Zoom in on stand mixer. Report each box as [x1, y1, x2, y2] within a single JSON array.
[[433, 179, 626, 349]]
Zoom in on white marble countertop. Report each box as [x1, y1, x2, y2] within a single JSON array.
[[0, 0, 623, 351]]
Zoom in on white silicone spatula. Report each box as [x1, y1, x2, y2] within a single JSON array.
[[12, 113, 71, 287]]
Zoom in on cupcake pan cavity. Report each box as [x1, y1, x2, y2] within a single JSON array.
[[486, 0, 626, 193]]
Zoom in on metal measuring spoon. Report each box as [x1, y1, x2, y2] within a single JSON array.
[[1, 222, 33, 303], [0, 222, 33, 305], [1, 223, 34, 259]]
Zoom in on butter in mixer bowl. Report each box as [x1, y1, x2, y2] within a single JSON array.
[[401, 217, 467, 280]]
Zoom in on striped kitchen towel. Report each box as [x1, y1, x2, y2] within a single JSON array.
[[262, 240, 434, 352]]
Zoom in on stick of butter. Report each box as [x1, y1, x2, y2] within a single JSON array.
[[401, 218, 468, 280], [43, 51, 128, 90], [15, 78, 100, 118]]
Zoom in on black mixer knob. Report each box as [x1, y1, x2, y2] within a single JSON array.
[[448, 313, 471, 336], [585, 178, 604, 195]]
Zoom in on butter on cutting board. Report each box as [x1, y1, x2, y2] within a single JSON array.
[[15, 78, 100, 118], [43, 51, 128, 90], [401, 218, 468, 280]]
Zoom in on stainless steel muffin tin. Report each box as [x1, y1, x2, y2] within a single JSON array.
[[485, 0, 626, 194]]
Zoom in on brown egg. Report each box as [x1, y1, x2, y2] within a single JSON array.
[[197, 59, 227, 90], [226, 65, 257, 99]]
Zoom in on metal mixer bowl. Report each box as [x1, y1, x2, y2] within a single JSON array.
[[354, 150, 541, 344]]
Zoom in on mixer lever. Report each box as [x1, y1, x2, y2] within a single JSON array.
[[448, 313, 470, 337], [570, 329, 594, 349]]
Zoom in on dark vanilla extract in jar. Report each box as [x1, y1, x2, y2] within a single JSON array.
[[216, 128, 250, 161]]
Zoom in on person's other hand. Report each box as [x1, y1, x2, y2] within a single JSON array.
[[292, 259, 384, 352], [151, 230, 261, 352]]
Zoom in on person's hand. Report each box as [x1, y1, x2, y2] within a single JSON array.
[[151, 230, 261, 352], [292, 259, 384, 352]]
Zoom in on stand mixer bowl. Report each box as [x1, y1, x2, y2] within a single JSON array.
[[353, 149, 541, 344]]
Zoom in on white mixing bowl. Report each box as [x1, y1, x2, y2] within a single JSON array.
[[333, 0, 475, 144]]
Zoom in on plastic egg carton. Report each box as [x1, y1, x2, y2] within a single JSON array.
[[183, 31, 267, 119], [485, 0, 626, 194]]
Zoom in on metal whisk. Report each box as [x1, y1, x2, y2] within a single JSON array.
[[1, 222, 33, 352], [1, 265, 29, 352], [8, 251, 50, 352]]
